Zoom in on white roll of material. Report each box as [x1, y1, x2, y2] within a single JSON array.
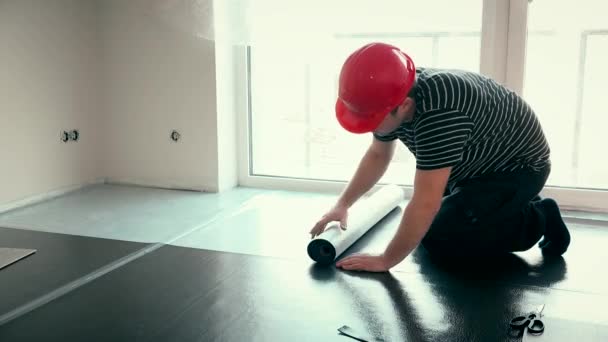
[[307, 184, 404, 265]]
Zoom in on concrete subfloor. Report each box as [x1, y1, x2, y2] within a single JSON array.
[[1, 183, 605, 246]]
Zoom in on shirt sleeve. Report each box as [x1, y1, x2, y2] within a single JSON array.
[[373, 131, 398, 142], [414, 109, 473, 170]]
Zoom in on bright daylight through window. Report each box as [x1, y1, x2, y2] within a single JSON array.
[[523, 0, 608, 190], [246, 0, 607, 193], [248, 1, 482, 185]]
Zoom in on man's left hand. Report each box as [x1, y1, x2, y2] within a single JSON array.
[[335, 253, 389, 272]]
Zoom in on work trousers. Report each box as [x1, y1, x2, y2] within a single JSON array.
[[421, 163, 551, 259]]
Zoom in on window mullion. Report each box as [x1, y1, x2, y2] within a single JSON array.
[[479, 0, 511, 84], [504, 0, 530, 95]]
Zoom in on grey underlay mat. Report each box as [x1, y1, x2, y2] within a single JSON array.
[[0, 248, 36, 270]]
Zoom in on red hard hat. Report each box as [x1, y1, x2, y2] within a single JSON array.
[[335, 42, 416, 134]]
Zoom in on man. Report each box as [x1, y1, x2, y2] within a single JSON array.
[[309, 42, 571, 272]]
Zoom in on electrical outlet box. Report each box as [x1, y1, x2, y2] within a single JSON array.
[[70, 130, 79, 141], [61, 131, 69, 142], [171, 130, 181, 142]]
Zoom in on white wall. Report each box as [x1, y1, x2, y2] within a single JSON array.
[[100, 0, 221, 192], [0, 0, 236, 210], [0, 0, 102, 208]]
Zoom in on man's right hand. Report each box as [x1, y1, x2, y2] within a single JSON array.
[[309, 204, 349, 239]]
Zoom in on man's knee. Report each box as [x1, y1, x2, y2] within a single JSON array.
[[420, 236, 450, 258], [420, 235, 503, 261], [425, 199, 478, 241], [420, 235, 471, 259], [423, 205, 499, 259]]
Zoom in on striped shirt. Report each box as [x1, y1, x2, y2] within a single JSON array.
[[374, 67, 550, 185]]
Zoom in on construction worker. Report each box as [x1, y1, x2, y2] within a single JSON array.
[[309, 42, 571, 272]]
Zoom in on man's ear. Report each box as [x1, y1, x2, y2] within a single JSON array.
[[397, 97, 415, 117]]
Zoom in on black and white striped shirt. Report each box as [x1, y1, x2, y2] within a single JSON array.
[[374, 67, 550, 185]]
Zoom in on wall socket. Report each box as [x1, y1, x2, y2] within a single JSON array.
[[171, 130, 181, 142], [61, 130, 79, 143]]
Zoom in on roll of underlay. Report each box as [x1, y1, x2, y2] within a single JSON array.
[[307, 184, 404, 265]]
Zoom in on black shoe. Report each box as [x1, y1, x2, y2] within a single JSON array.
[[537, 198, 571, 256]]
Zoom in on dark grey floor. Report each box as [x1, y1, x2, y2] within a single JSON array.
[[0, 227, 149, 317], [0, 184, 607, 341], [1, 229, 607, 342]]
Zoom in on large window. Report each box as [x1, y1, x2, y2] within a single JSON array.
[[523, 0, 608, 190], [247, 1, 483, 185], [238, 0, 608, 210]]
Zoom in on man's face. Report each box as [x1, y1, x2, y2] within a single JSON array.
[[373, 97, 416, 135], [374, 109, 403, 136]]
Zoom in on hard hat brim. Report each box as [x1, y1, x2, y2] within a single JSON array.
[[335, 99, 390, 134]]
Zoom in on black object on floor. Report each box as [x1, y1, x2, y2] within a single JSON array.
[[338, 324, 384, 341], [508, 304, 545, 338], [1, 242, 607, 342], [0, 227, 150, 319]]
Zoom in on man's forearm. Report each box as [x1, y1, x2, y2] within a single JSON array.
[[337, 149, 391, 209], [382, 199, 440, 268]]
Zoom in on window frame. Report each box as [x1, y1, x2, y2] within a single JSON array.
[[236, 0, 608, 213]]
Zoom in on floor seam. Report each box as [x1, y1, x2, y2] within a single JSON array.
[[0, 241, 164, 326], [0, 196, 261, 327]]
